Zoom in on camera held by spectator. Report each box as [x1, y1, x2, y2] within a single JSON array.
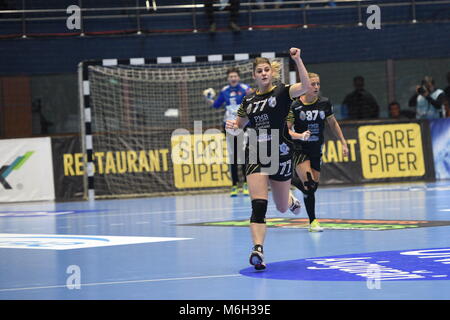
[[409, 76, 447, 119], [416, 85, 428, 96]]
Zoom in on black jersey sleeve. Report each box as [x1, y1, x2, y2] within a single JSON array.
[[237, 102, 247, 118], [286, 109, 295, 123], [277, 84, 294, 115], [283, 84, 294, 101]]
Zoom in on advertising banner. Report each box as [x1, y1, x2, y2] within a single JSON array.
[[320, 120, 435, 185], [52, 132, 232, 200], [51, 135, 84, 200], [171, 132, 232, 189], [429, 118, 450, 180], [0, 137, 55, 202], [51, 120, 436, 200]]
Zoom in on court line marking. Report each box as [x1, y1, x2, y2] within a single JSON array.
[[0, 274, 242, 293], [6, 194, 440, 220], [1, 193, 448, 221]]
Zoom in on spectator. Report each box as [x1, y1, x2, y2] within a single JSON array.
[[32, 99, 53, 135], [444, 71, 450, 104], [408, 76, 447, 119], [342, 76, 380, 120], [388, 101, 415, 120], [205, 0, 240, 33]]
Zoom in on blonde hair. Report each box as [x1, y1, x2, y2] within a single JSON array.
[[271, 60, 281, 80], [252, 57, 281, 80], [308, 72, 320, 79]]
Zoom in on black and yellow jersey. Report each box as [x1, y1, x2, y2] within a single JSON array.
[[287, 95, 334, 147], [237, 83, 294, 158]]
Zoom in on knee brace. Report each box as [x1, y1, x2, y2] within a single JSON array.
[[303, 172, 318, 196], [250, 199, 268, 224]]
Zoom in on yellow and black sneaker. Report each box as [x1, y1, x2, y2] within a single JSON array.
[[230, 185, 239, 197], [309, 219, 324, 232], [241, 182, 249, 196]]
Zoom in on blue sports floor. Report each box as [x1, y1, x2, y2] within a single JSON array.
[[0, 181, 449, 300]]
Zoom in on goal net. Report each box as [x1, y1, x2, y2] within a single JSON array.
[[81, 57, 287, 199]]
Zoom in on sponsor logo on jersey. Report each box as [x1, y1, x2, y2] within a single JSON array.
[[319, 110, 325, 119], [268, 96, 277, 108], [279, 143, 290, 156], [299, 111, 306, 121]]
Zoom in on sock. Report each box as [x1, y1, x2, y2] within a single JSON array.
[[253, 244, 263, 253], [303, 193, 316, 224]]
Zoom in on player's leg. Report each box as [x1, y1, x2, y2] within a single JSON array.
[[239, 130, 249, 196], [246, 172, 269, 270], [227, 134, 239, 197], [269, 179, 293, 213], [307, 156, 322, 231], [268, 156, 301, 215], [294, 159, 323, 231], [241, 165, 249, 196], [229, 163, 239, 197]]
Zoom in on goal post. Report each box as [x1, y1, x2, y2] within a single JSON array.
[[78, 53, 291, 200]]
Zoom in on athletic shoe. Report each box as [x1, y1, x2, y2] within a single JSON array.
[[241, 182, 249, 196], [230, 185, 238, 197], [249, 245, 266, 270], [309, 219, 324, 232], [289, 192, 301, 215]]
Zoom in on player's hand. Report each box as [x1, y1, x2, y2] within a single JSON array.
[[289, 47, 301, 60], [301, 130, 311, 141], [342, 143, 349, 157], [225, 119, 242, 136], [225, 119, 238, 130]]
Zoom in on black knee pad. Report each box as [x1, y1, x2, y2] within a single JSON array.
[[250, 199, 268, 224], [303, 172, 318, 196]]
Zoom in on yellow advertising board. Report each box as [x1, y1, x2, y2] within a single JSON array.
[[171, 133, 232, 188], [358, 123, 425, 179]]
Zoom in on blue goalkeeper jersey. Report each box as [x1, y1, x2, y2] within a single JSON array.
[[212, 83, 251, 123]]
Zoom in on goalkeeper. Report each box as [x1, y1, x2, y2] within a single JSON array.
[[204, 67, 252, 197]]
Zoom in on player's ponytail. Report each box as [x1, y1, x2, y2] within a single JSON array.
[[271, 61, 281, 80]]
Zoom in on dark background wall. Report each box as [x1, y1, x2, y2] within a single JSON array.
[[0, 1, 449, 136]]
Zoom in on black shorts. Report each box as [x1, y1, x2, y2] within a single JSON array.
[[292, 145, 323, 172], [245, 155, 293, 181]]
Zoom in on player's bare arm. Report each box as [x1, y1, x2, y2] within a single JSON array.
[[326, 115, 349, 157], [288, 48, 310, 99]]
